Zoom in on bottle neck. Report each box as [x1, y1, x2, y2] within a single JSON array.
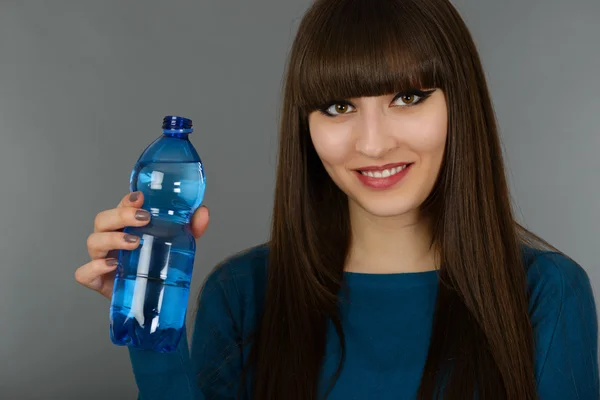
[[163, 129, 192, 139]]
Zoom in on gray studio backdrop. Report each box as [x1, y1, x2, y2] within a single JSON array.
[[0, 0, 598, 399]]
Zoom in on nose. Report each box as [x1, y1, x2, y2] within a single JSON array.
[[354, 107, 396, 159]]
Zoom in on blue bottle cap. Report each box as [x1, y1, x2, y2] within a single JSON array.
[[162, 116, 193, 131]]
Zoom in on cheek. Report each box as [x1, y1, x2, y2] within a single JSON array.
[[309, 125, 353, 166], [405, 111, 447, 157]]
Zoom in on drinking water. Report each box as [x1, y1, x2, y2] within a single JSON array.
[[109, 116, 206, 353]]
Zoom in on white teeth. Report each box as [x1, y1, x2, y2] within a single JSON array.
[[360, 164, 409, 178]]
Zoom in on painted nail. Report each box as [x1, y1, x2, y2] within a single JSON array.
[[129, 192, 140, 202], [124, 234, 138, 243], [135, 210, 150, 221]]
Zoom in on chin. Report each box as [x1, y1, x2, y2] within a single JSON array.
[[350, 195, 420, 219]]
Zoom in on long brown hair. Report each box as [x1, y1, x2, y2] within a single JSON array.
[[241, 0, 561, 398]]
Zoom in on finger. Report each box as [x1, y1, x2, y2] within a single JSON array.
[[94, 206, 151, 233], [75, 258, 118, 292], [87, 231, 141, 260], [190, 205, 210, 239], [117, 191, 145, 208]]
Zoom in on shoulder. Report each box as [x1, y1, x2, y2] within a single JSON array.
[[205, 242, 270, 291], [521, 246, 598, 383], [521, 246, 595, 309], [197, 243, 270, 324], [189, 245, 271, 397]]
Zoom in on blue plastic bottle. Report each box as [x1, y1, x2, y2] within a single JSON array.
[[109, 116, 206, 353]]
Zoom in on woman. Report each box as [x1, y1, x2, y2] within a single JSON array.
[[75, 0, 598, 398]]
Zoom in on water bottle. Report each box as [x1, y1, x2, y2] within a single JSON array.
[[109, 115, 206, 353]]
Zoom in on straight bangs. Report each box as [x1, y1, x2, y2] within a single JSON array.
[[293, 0, 449, 113]]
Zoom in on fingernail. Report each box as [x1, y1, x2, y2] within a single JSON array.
[[129, 192, 140, 202], [124, 234, 138, 243], [135, 210, 150, 221], [106, 259, 118, 267]]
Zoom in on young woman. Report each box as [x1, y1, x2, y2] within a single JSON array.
[[75, 0, 599, 398]]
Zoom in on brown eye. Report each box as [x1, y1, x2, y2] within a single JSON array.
[[393, 92, 426, 107], [402, 95, 415, 104], [335, 104, 350, 113], [324, 103, 355, 116]]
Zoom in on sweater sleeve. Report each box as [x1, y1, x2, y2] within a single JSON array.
[[128, 262, 244, 400], [129, 324, 201, 400], [528, 252, 599, 399]]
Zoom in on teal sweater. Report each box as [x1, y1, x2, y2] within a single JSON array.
[[128, 245, 599, 399]]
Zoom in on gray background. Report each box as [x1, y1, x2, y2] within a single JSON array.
[[0, 0, 597, 399]]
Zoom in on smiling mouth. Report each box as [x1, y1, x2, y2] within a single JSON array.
[[357, 163, 413, 178]]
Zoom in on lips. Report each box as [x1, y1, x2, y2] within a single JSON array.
[[354, 163, 413, 190], [358, 163, 411, 178], [356, 162, 411, 172]]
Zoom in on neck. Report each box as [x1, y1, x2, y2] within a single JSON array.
[[345, 200, 439, 274]]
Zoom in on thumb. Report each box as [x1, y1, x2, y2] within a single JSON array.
[[191, 205, 210, 239]]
